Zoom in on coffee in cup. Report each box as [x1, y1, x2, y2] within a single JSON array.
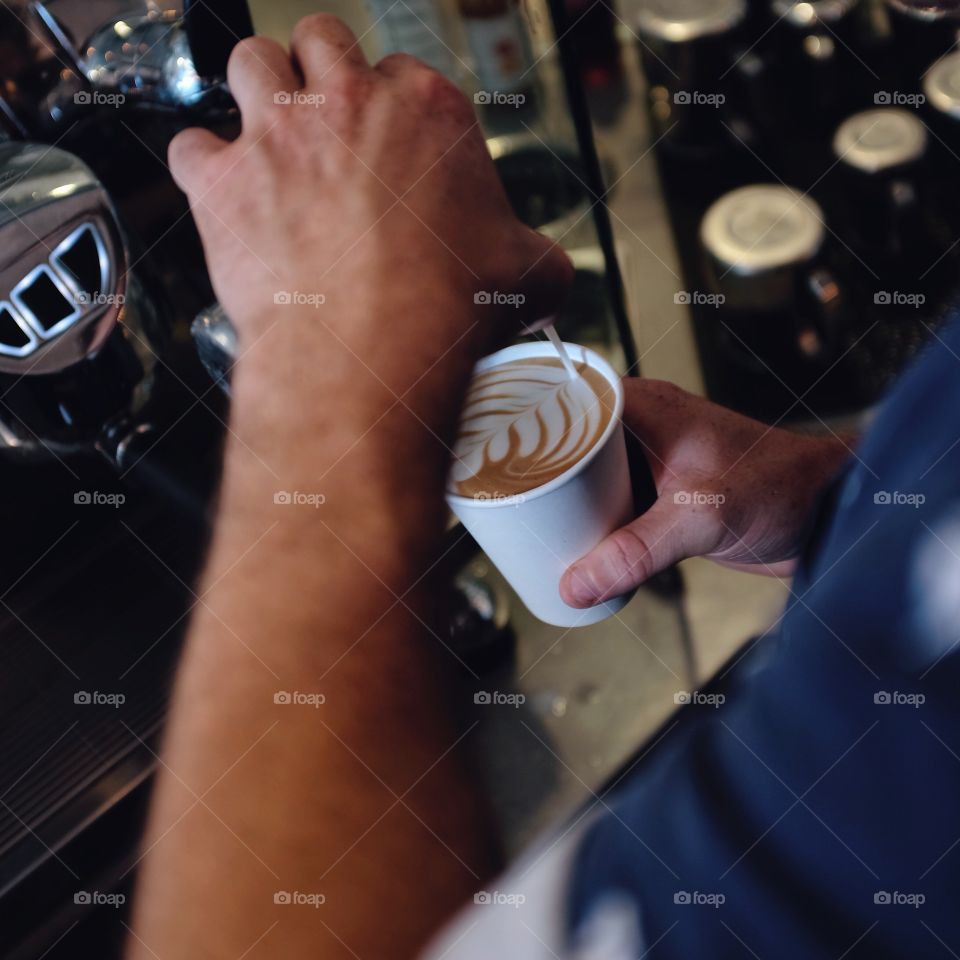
[[447, 342, 634, 628], [450, 356, 616, 499]]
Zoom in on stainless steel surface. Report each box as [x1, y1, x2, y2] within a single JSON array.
[[191, 302, 235, 394], [32, 2, 225, 114], [0, 141, 163, 459], [832, 107, 928, 172], [81, 14, 207, 105], [0, 141, 125, 374]]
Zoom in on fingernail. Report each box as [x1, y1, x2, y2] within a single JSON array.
[[564, 563, 600, 608]]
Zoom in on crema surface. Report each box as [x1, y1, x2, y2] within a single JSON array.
[[450, 357, 615, 498]]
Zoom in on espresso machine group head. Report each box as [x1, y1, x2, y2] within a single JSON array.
[[0, 140, 165, 463]]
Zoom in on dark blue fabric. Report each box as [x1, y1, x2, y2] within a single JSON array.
[[568, 314, 960, 958]]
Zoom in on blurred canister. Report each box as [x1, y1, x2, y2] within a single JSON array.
[[632, 0, 747, 153], [922, 50, 960, 229], [830, 108, 935, 268], [886, 0, 960, 81], [767, 0, 871, 131], [700, 184, 846, 375]]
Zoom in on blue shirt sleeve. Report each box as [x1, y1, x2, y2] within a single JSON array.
[[567, 311, 960, 959]]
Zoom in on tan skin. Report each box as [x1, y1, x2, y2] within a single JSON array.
[[127, 15, 852, 960], [560, 380, 855, 607]]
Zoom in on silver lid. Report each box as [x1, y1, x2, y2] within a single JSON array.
[[771, 0, 859, 26], [886, 0, 960, 22], [634, 0, 746, 42], [924, 52, 960, 119], [833, 108, 927, 172], [701, 185, 826, 273]]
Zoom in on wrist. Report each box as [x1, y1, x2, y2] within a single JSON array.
[[227, 283, 492, 433]]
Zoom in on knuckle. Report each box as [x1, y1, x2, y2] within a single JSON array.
[[293, 11, 347, 39], [228, 35, 269, 74], [542, 238, 575, 286], [413, 67, 473, 119], [628, 377, 687, 411], [323, 70, 373, 112], [377, 52, 420, 72], [168, 131, 206, 185]]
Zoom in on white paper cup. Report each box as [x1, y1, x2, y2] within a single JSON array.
[[446, 341, 635, 628]]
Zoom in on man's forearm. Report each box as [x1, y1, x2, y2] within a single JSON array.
[[128, 397, 495, 960]]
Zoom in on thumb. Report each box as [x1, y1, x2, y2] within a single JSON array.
[[560, 499, 691, 608]]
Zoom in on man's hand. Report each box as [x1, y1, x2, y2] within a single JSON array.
[[169, 15, 571, 436], [561, 380, 854, 607]]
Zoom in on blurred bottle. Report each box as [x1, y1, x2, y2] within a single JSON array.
[[885, 0, 960, 81], [698, 184, 858, 418], [830, 108, 945, 275], [922, 50, 960, 233], [564, 0, 622, 90], [765, 0, 874, 134], [459, 0, 533, 95], [366, 0, 459, 79], [632, 0, 748, 156]]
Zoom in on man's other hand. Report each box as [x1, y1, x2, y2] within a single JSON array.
[[561, 380, 855, 607]]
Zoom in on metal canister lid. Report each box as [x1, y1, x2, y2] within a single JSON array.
[[701, 184, 826, 273], [833, 108, 928, 172], [634, 0, 746, 42], [924, 51, 960, 119], [886, 0, 960, 22], [771, 0, 859, 26]]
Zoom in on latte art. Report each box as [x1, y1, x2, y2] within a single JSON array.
[[450, 357, 615, 498]]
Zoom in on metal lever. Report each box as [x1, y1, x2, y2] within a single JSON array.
[[183, 0, 255, 81]]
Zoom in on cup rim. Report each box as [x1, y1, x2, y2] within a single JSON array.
[[445, 341, 625, 508]]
